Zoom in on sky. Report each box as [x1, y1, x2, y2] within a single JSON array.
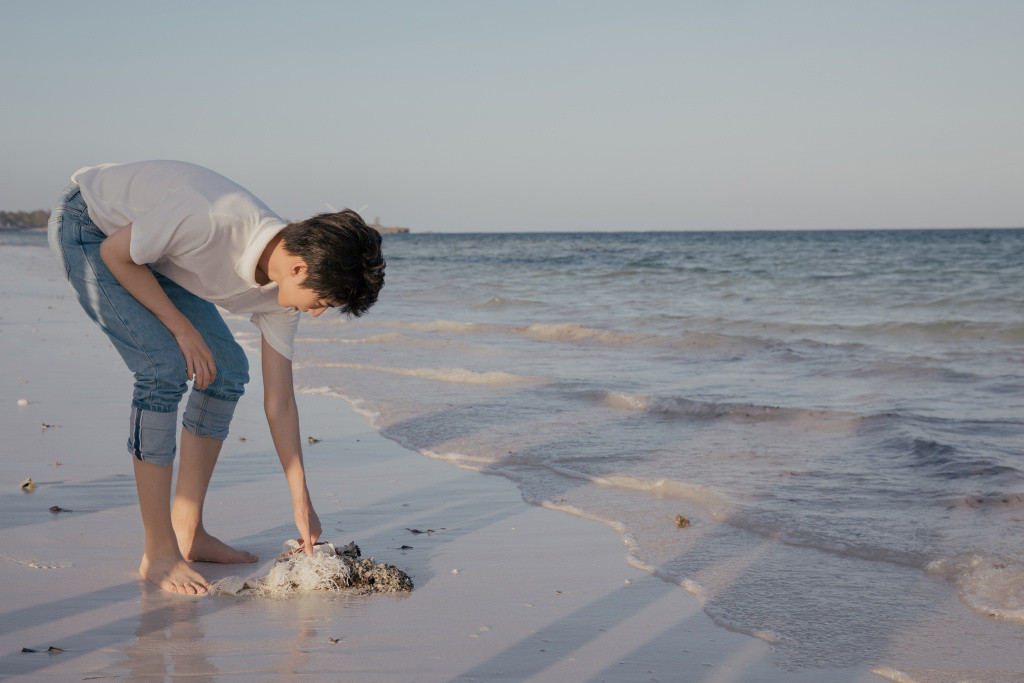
[[2, 1, 1022, 232]]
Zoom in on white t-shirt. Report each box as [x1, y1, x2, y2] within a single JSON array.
[[72, 160, 300, 359]]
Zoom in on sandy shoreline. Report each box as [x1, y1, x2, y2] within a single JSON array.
[[0, 245, 880, 681]]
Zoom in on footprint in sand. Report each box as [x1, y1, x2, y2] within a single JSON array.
[[2, 555, 72, 570]]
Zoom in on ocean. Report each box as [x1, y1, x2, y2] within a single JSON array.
[[280, 228, 1024, 670], [13, 226, 1024, 670]]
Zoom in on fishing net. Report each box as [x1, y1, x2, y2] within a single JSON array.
[[211, 540, 413, 597]]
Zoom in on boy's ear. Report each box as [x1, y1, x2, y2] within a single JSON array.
[[289, 258, 309, 277]]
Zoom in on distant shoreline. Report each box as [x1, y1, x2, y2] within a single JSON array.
[[0, 225, 46, 232]]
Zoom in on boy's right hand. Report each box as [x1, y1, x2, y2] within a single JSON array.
[[172, 324, 217, 390], [294, 499, 322, 556], [99, 226, 216, 391]]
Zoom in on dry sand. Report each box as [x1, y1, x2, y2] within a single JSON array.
[[0, 246, 878, 681]]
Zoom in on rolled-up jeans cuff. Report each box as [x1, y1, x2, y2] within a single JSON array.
[[127, 405, 178, 467], [182, 390, 238, 440]]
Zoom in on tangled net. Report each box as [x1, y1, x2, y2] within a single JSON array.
[[211, 540, 413, 597]]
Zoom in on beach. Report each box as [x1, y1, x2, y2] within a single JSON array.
[[4, 1, 1023, 677], [0, 243, 843, 682]]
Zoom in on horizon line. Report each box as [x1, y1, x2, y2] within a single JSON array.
[[386, 225, 1024, 235]]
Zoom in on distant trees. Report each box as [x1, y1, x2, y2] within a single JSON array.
[[0, 210, 49, 228]]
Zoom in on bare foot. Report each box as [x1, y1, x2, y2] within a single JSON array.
[[140, 553, 211, 595], [177, 527, 258, 564]]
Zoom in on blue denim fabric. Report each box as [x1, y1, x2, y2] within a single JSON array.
[[48, 185, 249, 466]]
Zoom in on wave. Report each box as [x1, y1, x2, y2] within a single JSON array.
[[355, 319, 504, 334], [900, 437, 1024, 481], [296, 386, 388, 433], [366, 318, 780, 357], [299, 361, 535, 385], [948, 493, 1024, 511], [825, 358, 984, 384], [860, 320, 1024, 344], [471, 297, 542, 309], [712, 317, 1024, 346], [596, 391, 860, 428], [355, 317, 1024, 375], [536, 463, 936, 571], [545, 466, 735, 517], [294, 332, 495, 354], [927, 554, 1024, 623], [520, 323, 656, 345], [298, 322, 1006, 389], [295, 332, 408, 344]]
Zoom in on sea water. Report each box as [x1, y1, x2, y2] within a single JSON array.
[[279, 228, 1024, 671]]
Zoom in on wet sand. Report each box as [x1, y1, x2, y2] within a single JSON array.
[[0, 246, 874, 681]]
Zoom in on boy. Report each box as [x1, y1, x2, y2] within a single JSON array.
[[47, 160, 385, 595]]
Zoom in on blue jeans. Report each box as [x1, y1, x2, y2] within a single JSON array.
[[48, 184, 249, 466]]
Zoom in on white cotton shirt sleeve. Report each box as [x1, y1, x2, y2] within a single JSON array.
[[251, 309, 301, 360]]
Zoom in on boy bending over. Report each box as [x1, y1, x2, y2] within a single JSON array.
[[48, 160, 385, 594]]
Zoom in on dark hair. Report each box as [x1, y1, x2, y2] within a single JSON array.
[[279, 209, 385, 317]]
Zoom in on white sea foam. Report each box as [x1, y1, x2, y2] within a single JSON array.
[[294, 333, 407, 344], [296, 386, 384, 430], [868, 667, 917, 682], [295, 332, 493, 353], [545, 466, 734, 519], [418, 448, 503, 468], [297, 385, 358, 405], [527, 497, 628, 535], [623, 551, 794, 650], [599, 391, 860, 429], [376, 319, 503, 334], [927, 554, 1024, 623], [370, 317, 765, 355], [520, 323, 656, 345], [307, 362, 534, 385], [471, 296, 541, 308]]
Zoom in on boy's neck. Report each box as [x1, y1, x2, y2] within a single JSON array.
[[256, 235, 285, 286]]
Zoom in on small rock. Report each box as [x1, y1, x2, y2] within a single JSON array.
[[307, 436, 321, 444], [20, 478, 36, 492], [49, 505, 72, 514], [17, 398, 29, 406], [675, 514, 691, 528]]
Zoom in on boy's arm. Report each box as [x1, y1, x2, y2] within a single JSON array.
[[99, 225, 216, 389], [261, 335, 322, 555]]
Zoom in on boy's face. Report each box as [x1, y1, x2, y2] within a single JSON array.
[[278, 272, 337, 317]]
